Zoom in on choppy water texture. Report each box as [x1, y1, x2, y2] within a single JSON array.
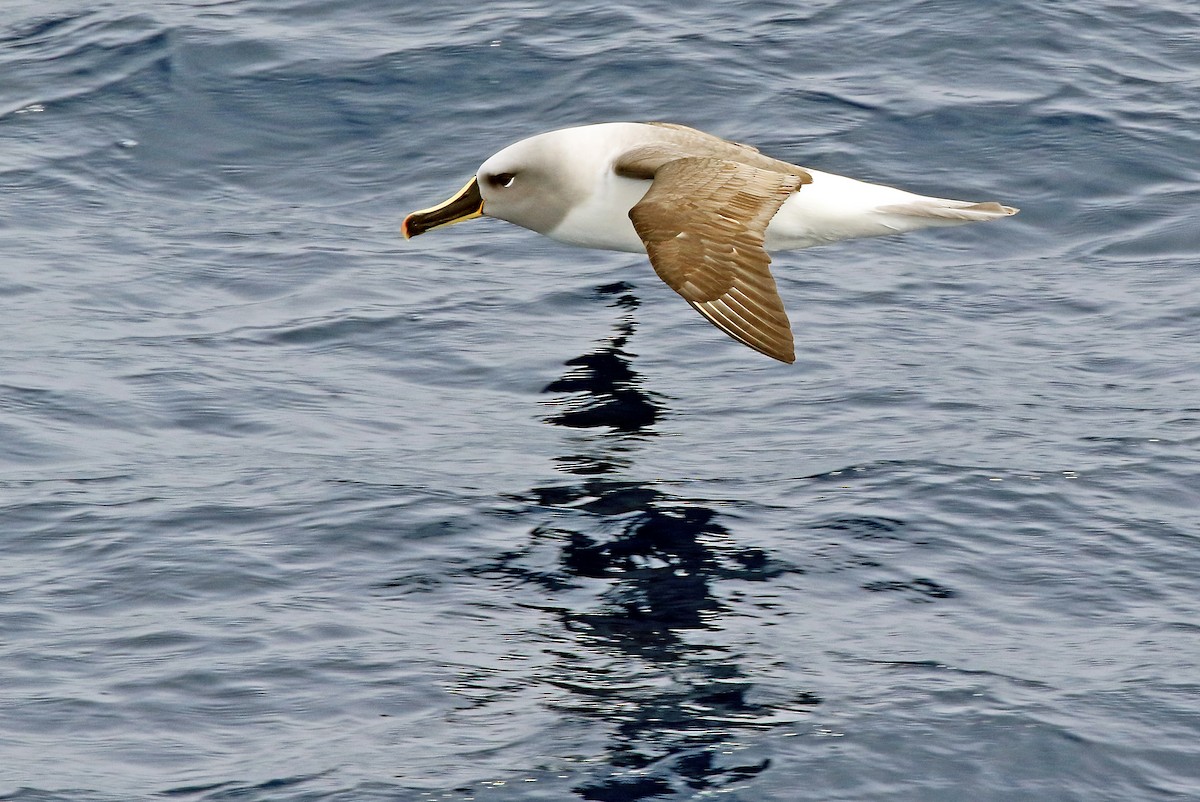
[[3, 1, 1199, 800]]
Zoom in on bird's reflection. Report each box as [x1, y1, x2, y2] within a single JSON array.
[[487, 281, 816, 799], [542, 282, 662, 435]]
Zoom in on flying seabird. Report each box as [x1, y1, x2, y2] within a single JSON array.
[[402, 122, 1017, 364]]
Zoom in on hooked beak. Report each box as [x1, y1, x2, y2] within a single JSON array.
[[402, 176, 484, 239]]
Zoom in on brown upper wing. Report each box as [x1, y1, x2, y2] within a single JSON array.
[[622, 124, 815, 182], [624, 157, 805, 364]]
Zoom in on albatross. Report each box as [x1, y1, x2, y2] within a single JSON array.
[[402, 122, 1017, 364]]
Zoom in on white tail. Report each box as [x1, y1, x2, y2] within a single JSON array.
[[768, 169, 1019, 250], [880, 199, 1019, 221]]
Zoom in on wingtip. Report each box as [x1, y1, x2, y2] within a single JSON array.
[[767, 344, 796, 364]]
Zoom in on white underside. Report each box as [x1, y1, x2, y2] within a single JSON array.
[[549, 172, 650, 253], [547, 166, 1012, 255]]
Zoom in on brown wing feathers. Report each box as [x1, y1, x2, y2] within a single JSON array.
[[625, 157, 805, 363]]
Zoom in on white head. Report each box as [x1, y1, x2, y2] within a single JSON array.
[[403, 125, 620, 240], [473, 129, 595, 234]]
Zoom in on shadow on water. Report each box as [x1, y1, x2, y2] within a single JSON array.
[[487, 282, 818, 800]]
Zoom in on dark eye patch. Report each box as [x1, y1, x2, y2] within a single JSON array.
[[488, 172, 516, 188]]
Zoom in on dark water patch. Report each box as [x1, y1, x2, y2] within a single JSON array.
[[861, 577, 956, 602], [258, 313, 406, 347], [0, 13, 91, 49]]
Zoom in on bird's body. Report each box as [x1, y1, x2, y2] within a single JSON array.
[[403, 122, 1017, 363]]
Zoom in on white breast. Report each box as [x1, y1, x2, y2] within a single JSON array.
[[547, 171, 650, 253]]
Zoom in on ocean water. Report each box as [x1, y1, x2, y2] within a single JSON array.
[[2, 1, 1199, 800]]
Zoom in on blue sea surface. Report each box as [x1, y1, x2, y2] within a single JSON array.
[[2, 1, 1199, 800]]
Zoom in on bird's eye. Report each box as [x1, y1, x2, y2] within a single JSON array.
[[488, 172, 516, 189]]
